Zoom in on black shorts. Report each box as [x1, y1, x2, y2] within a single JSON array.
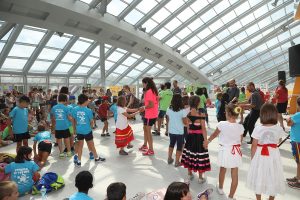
[[76, 132, 93, 141], [100, 118, 107, 122], [143, 118, 157, 126], [55, 129, 71, 139], [276, 102, 288, 113], [38, 141, 52, 154], [169, 133, 184, 151], [14, 132, 30, 142], [158, 110, 166, 118]]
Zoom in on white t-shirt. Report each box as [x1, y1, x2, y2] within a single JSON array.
[[217, 121, 244, 146], [252, 124, 285, 144], [166, 108, 187, 135], [116, 107, 128, 130]]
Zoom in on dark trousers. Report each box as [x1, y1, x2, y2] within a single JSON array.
[[243, 109, 260, 139]]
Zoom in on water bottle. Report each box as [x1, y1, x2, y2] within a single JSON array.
[[40, 185, 47, 200]]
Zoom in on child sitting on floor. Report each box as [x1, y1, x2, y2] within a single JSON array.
[[0, 181, 19, 200], [5, 146, 39, 196], [33, 123, 52, 168], [69, 171, 94, 200]]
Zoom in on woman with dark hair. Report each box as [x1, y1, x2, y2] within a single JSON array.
[[106, 89, 112, 103], [139, 77, 158, 156], [275, 80, 288, 131], [59, 86, 69, 95]]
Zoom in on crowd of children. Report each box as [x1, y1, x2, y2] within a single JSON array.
[[0, 78, 299, 200]]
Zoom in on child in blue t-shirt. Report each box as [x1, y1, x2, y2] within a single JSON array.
[[69, 171, 94, 200], [33, 123, 52, 168], [166, 94, 188, 167], [51, 94, 72, 158], [5, 146, 39, 196], [67, 95, 77, 154], [8, 95, 30, 153], [286, 97, 300, 189], [72, 94, 105, 167]]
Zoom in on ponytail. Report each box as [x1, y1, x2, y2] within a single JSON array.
[[15, 146, 32, 163]]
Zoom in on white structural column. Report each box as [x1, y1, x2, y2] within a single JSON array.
[[100, 42, 105, 87]]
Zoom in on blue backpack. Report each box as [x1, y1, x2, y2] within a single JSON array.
[[32, 172, 64, 194]]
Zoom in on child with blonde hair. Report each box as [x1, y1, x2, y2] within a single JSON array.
[[208, 103, 244, 200]]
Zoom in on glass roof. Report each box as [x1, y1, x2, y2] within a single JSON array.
[[0, 0, 299, 87]]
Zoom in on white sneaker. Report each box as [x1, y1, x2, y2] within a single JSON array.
[[216, 184, 224, 195], [198, 177, 206, 184]]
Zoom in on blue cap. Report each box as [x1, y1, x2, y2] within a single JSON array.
[[69, 95, 75, 100]]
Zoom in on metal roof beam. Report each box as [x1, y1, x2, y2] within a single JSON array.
[[112, 57, 144, 85], [46, 36, 79, 74], [172, 0, 248, 49], [106, 52, 131, 78], [68, 41, 98, 76], [213, 32, 300, 80], [89, 0, 101, 9], [23, 30, 54, 74], [206, 18, 296, 75], [118, 0, 141, 21], [134, 0, 171, 28], [161, 0, 222, 43], [86, 46, 117, 77], [129, 62, 156, 85], [149, 0, 197, 36], [0, 24, 23, 68], [0, 22, 15, 40], [183, 0, 280, 56]]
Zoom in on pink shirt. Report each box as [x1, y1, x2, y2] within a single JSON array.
[[144, 89, 158, 119]]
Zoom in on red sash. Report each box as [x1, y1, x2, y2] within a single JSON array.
[[231, 144, 242, 156], [257, 144, 277, 156]]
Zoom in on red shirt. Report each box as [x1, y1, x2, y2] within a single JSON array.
[[275, 86, 288, 103], [98, 103, 109, 118], [144, 89, 158, 119]]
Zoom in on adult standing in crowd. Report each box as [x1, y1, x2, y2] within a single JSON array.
[[139, 77, 158, 156], [275, 80, 289, 131], [172, 80, 182, 95], [239, 82, 263, 144], [106, 89, 112, 103], [154, 82, 173, 136], [226, 79, 239, 103]]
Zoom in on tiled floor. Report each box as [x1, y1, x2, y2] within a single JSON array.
[[2, 108, 299, 200]]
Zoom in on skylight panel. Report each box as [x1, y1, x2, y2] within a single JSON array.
[[1, 29, 13, 41], [74, 66, 90, 74], [229, 47, 241, 57], [234, 1, 249, 16], [79, 0, 93, 4], [153, 28, 170, 40], [192, 58, 206, 66], [178, 44, 189, 53], [271, 8, 286, 22], [195, 44, 208, 54], [216, 29, 230, 41], [165, 0, 185, 12], [239, 40, 251, 50], [240, 13, 255, 26], [143, 19, 158, 32], [127, 69, 140, 78], [122, 56, 137, 66], [135, 62, 149, 71], [152, 8, 170, 23], [8, 44, 35, 58], [114, 65, 128, 73], [203, 51, 215, 61], [2, 58, 27, 70], [38, 48, 60, 60], [53, 63, 72, 74], [219, 53, 231, 62], [205, 37, 219, 47], [61, 52, 81, 64], [0, 43, 4, 53], [234, 31, 247, 43], [136, 0, 157, 13], [187, 18, 204, 31], [165, 18, 182, 31], [91, 45, 100, 57], [221, 10, 236, 24], [186, 51, 198, 60], [147, 67, 160, 74], [82, 56, 99, 66], [245, 23, 259, 36], [107, 0, 128, 16], [177, 7, 194, 22], [213, 45, 225, 55], [228, 21, 242, 33], [46, 34, 70, 49], [257, 16, 272, 29], [16, 28, 45, 45], [190, 0, 209, 13], [200, 8, 216, 22], [197, 28, 212, 40], [186, 36, 200, 47], [176, 27, 192, 39], [124, 9, 144, 25], [70, 39, 91, 53], [105, 61, 114, 70], [209, 19, 224, 32], [253, 5, 269, 19], [213, 0, 230, 15], [107, 51, 124, 62], [30, 61, 52, 73], [165, 36, 180, 47], [223, 38, 236, 49]]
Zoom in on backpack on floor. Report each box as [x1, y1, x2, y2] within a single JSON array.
[[32, 172, 64, 195]]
